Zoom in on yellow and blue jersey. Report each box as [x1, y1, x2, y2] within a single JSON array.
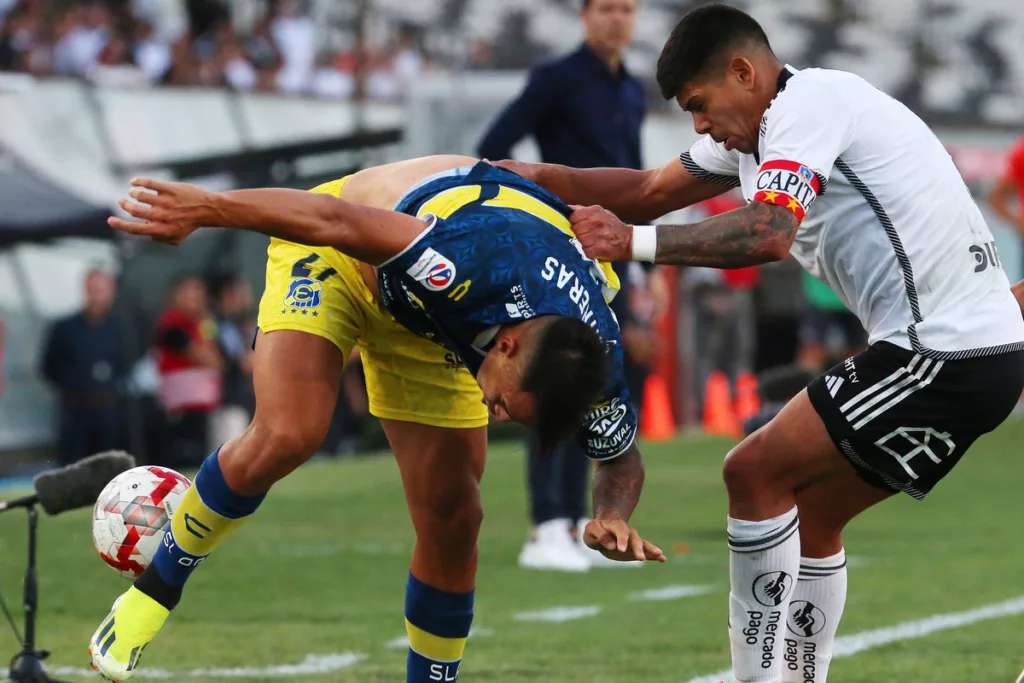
[[378, 162, 637, 460]]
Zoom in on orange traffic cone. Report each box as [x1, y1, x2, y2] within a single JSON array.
[[734, 372, 760, 425], [641, 374, 676, 441], [703, 371, 740, 439]]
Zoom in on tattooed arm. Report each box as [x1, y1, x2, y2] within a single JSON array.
[[584, 442, 666, 562], [570, 200, 800, 268], [592, 441, 645, 521]]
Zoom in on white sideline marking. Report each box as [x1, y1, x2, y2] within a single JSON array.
[[54, 653, 366, 679], [629, 585, 715, 602], [385, 627, 494, 649], [514, 606, 601, 622], [684, 596, 1024, 683]]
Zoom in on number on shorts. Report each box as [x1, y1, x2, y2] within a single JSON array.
[[291, 254, 338, 281]]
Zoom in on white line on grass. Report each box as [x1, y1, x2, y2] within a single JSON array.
[[629, 585, 716, 602], [684, 595, 1024, 683], [53, 653, 366, 680], [514, 606, 602, 622]]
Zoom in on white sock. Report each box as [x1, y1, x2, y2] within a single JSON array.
[[781, 550, 847, 683], [727, 507, 800, 683]]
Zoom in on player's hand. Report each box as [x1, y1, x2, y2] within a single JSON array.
[[583, 519, 667, 563], [108, 178, 216, 245], [569, 205, 632, 262], [486, 159, 535, 181]]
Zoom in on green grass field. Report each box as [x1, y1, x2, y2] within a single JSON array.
[[1, 420, 1023, 682]]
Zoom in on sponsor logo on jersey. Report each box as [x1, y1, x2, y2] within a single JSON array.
[[583, 400, 635, 457], [753, 159, 821, 222], [284, 278, 323, 309], [504, 285, 535, 320], [585, 399, 629, 438], [407, 247, 457, 291]]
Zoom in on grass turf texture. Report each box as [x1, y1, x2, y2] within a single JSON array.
[[1, 420, 1022, 682]]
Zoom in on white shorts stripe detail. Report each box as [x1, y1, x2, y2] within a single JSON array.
[[839, 354, 925, 413], [842, 355, 928, 421], [852, 359, 944, 430]]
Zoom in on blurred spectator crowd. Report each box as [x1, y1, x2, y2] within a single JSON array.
[[0, 0, 428, 100], [40, 267, 369, 467]]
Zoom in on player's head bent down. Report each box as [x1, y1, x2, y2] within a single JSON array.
[[657, 4, 780, 155], [475, 315, 607, 451]]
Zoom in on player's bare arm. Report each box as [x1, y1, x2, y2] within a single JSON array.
[[494, 156, 729, 223], [585, 442, 666, 563], [109, 178, 428, 265], [570, 199, 799, 267]]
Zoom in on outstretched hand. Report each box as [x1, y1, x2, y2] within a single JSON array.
[[108, 178, 217, 245], [582, 518, 667, 563]]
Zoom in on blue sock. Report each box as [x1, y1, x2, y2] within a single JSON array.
[[404, 573, 474, 682], [150, 449, 265, 588]]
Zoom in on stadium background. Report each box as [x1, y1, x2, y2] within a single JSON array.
[[0, 1, 1023, 681]]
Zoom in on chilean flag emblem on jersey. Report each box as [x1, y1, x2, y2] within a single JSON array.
[[753, 159, 822, 222]]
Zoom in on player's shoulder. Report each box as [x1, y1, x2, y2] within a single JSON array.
[[771, 67, 878, 113], [763, 67, 876, 136]]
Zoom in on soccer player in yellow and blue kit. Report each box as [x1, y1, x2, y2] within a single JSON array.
[[94, 155, 665, 682]]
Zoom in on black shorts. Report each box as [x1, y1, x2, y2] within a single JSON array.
[[807, 342, 1024, 499]]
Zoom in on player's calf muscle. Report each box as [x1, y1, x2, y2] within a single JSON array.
[[218, 422, 324, 496]]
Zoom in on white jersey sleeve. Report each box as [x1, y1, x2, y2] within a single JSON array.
[[680, 135, 741, 188], [755, 80, 856, 223]]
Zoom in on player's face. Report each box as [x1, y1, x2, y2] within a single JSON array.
[[476, 344, 538, 425], [581, 0, 638, 54], [677, 60, 762, 155]]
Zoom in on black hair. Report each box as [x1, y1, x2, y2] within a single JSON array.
[[522, 316, 608, 453], [656, 3, 772, 100]]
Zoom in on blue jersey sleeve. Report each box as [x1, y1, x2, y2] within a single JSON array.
[[576, 342, 638, 460]]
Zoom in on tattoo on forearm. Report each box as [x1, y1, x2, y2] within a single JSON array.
[[655, 201, 799, 268], [593, 444, 645, 521]]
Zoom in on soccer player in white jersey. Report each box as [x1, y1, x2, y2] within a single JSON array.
[[497, 4, 1024, 682]]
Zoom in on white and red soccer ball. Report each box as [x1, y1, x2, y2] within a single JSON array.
[[92, 466, 191, 579]]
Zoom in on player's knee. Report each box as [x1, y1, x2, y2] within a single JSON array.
[[722, 434, 772, 501], [417, 496, 484, 559]]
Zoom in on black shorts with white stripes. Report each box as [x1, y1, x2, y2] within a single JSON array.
[[807, 341, 1024, 499]]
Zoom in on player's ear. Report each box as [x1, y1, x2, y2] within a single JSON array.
[[729, 55, 754, 90], [498, 335, 520, 359]]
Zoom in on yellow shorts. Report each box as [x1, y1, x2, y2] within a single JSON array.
[[256, 178, 487, 429]]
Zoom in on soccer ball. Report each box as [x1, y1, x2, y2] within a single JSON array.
[[92, 466, 191, 580]]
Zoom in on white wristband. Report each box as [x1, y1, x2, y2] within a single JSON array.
[[631, 224, 658, 262]]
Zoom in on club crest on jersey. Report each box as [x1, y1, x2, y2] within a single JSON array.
[[753, 159, 822, 223], [407, 247, 457, 292], [284, 278, 323, 309]]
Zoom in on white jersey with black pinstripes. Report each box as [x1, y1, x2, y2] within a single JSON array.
[[682, 65, 1024, 360]]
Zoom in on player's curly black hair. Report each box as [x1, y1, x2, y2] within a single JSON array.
[[522, 316, 608, 453], [656, 3, 772, 100]]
